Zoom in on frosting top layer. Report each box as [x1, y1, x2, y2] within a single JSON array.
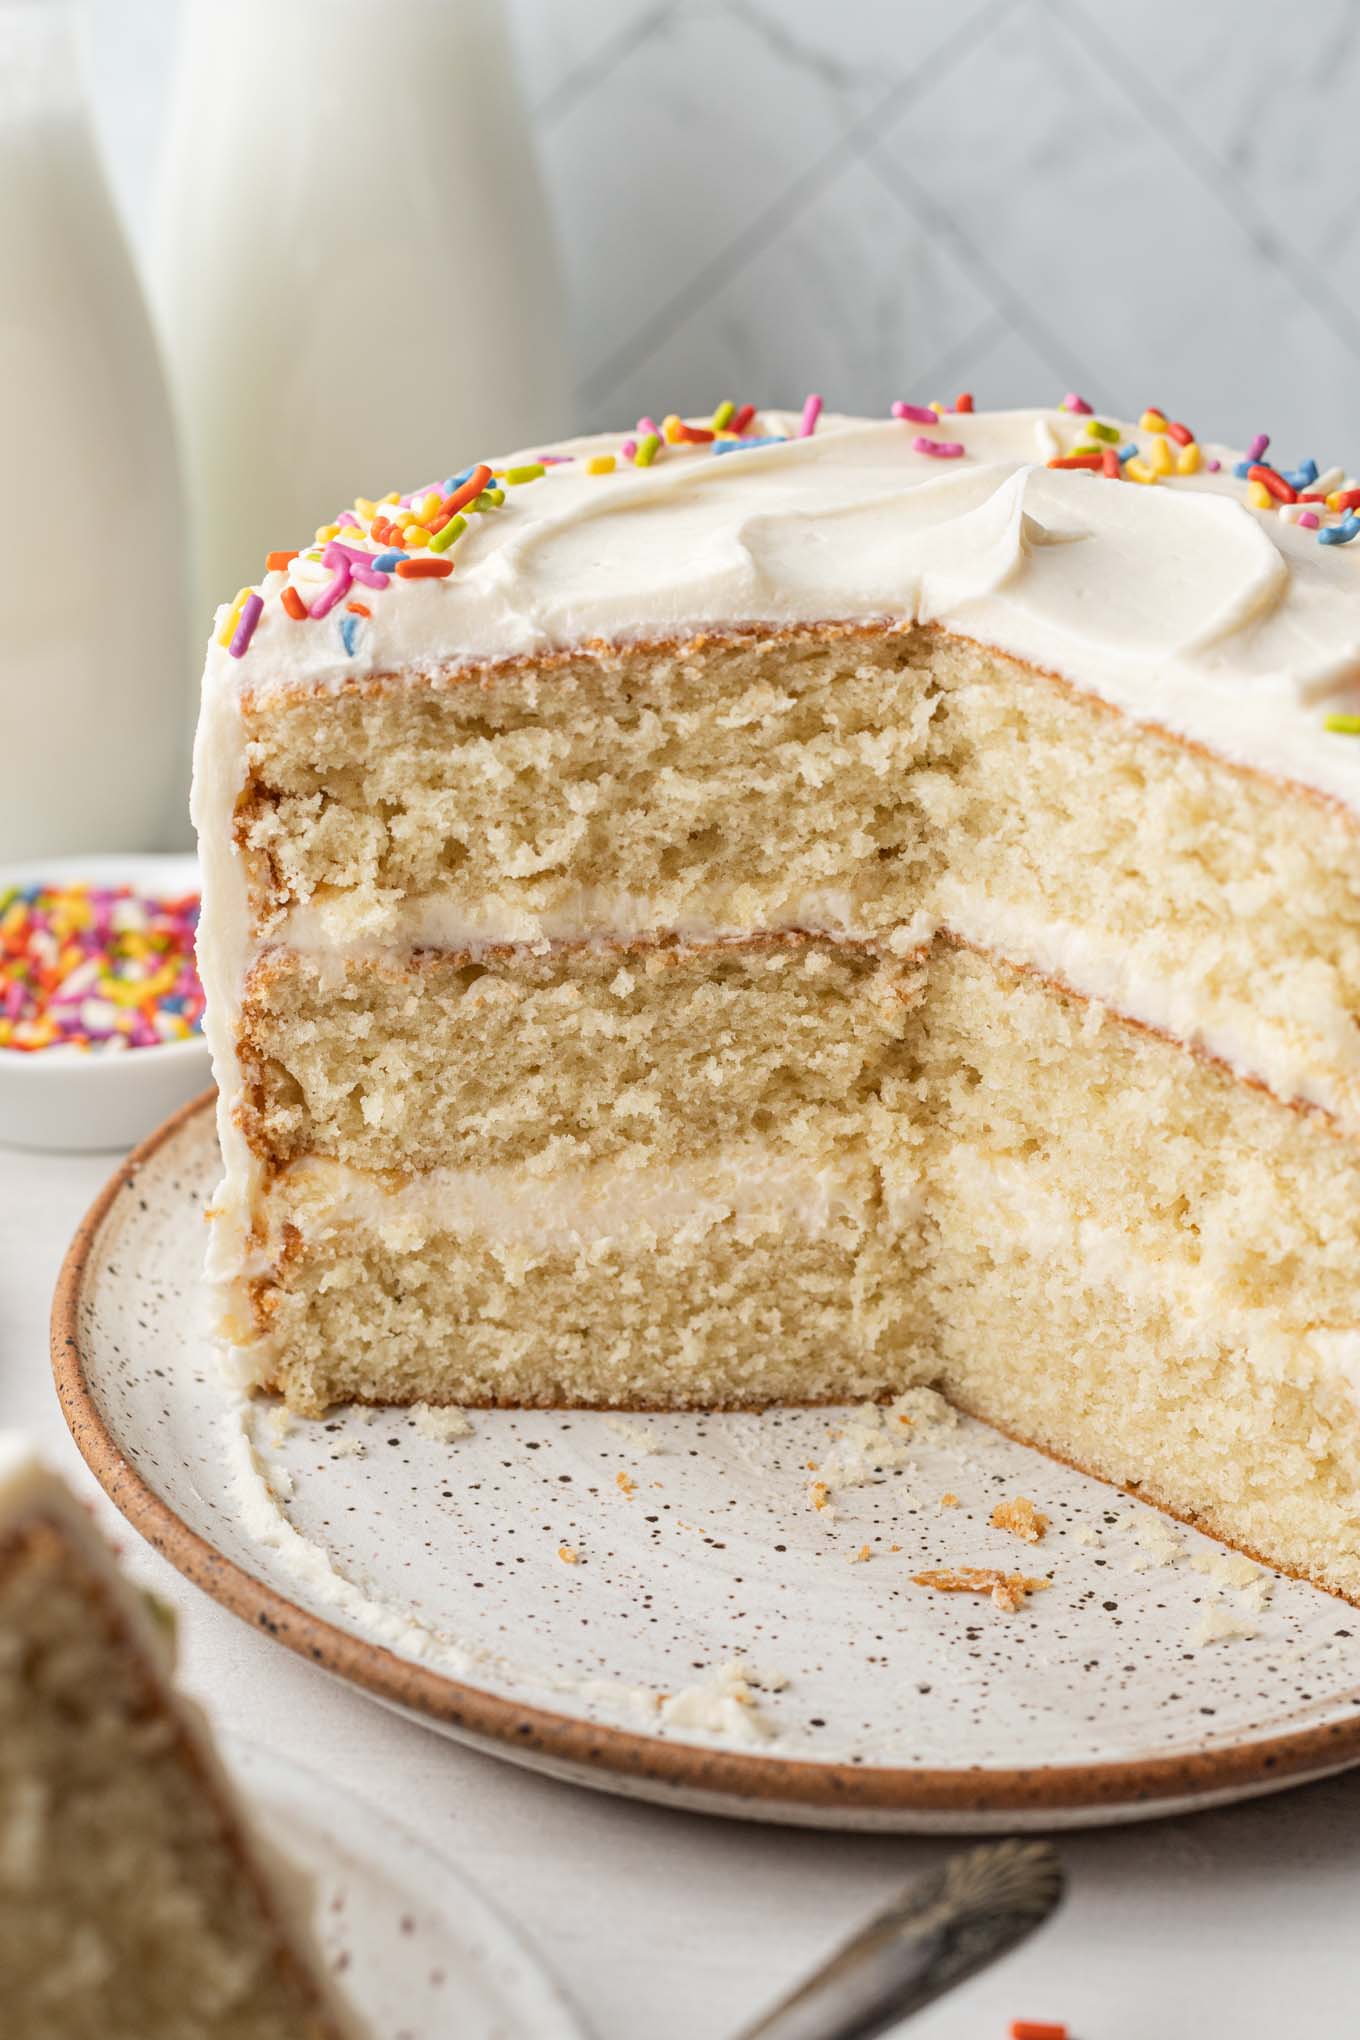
[[204, 407, 1360, 811]]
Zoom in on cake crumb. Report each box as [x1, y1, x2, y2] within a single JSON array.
[[616, 1470, 637, 1499], [1192, 1601, 1259, 1646], [1190, 1550, 1265, 1590], [912, 1566, 1050, 1611], [329, 1436, 366, 1461], [809, 1480, 832, 1512], [557, 1544, 579, 1566], [1122, 1511, 1184, 1571], [411, 1403, 473, 1443], [991, 1496, 1049, 1544], [849, 1543, 871, 1564], [1072, 1524, 1102, 1548], [267, 1405, 294, 1445], [940, 1492, 961, 1509], [602, 1414, 661, 1454]]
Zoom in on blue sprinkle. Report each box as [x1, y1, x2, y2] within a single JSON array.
[[1287, 458, 1319, 488], [1233, 459, 1253, 478], [1319, 516, 1360, 546], [1119, 443, 1138, 463], [339, 614, 361, 655], [443, 469, 474, 492], [372, 549, 404, 572], [713, 434, 788, 456]]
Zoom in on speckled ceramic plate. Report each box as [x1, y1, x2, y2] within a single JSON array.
[[54, 1095, 1360, 1832], [228, 1739, 588, 2038]]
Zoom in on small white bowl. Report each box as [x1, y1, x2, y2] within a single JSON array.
[[0, 854, 212, 1153]]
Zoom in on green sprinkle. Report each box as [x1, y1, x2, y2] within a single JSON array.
[[1070, 441, 1101, 457], [471, 487, 505, 512], [1086, 420, 1121, 444], [1324, 713, 1360, 734], [504, 463, 545, 485], [635, 433, 661, 468], [711, 399, 735, 431], [429, 513, 467, 555]]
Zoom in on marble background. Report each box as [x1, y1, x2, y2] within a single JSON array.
[[92, 0, 1360, 458]]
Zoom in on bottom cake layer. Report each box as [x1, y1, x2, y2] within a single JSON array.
[[229, 941, 1360, 1601]]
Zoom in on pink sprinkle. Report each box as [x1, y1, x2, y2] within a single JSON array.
[[309, 562, 352, 619], [621, 437, 639, 461], [799, 393, 822, 437], [892, 402, 939, 425], [227, 591, 263, 659], [323, 540, 391, 588], [912, 435, 965, 459], [637, 417, 659, 438], [336, 510, 362, 529], [537, 453, 575, 465], [1299, 511, 1321, 529], [1247, 433, 1269, 462], [1063, 393, 1093, 415], [1207, 458, 1221, 472]]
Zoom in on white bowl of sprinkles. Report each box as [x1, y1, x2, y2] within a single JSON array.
[[0, 854, 211, 1152]]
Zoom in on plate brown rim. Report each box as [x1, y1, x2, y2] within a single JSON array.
[[51, 1090, 1360, 1822]]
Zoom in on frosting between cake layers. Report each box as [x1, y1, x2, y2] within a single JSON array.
[[263, 1149, 917, 1252]]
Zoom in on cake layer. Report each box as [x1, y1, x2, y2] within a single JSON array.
[[230, 627, 1360, 1129], [238, 935, 916, 1175]]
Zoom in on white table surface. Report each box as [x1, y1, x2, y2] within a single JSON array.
[[5, 1130, 1358, 2040]]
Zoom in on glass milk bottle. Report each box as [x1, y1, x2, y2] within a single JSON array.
[[0, 0, 187, 856], [154, 0, 571, 624]]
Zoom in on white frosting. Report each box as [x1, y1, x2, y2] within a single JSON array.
[[203, 407, 1360, 809], [262, 1149, 900, 1253]]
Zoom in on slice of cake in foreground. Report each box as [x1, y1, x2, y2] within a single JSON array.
[[0, 1436, 359, 2040], [193, 402, 1360, 1603]]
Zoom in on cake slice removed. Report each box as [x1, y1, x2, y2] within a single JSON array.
[[0, 1436, 360, 2040]]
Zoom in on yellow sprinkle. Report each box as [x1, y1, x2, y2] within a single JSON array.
[[314, 522, 340, 543], [1247, 480, 1272, 509], [1328, 492, 1345, 511], [1124, 458, 1159, 485], [418, 491, 442, 524], [1177, 442, 1202, 475], [1140, 409, 1168, 434], [930, 400, 944, 415], [586, 454, 616, 475], [662, 413, 684, 443], [354, 497, 377, 519], [381, 491, 401, 505], [1148, 434, 1174, 475], [216, 599, 245, 649], [404, 524, 431, 549]]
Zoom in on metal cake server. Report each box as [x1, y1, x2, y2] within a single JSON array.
[[733, 1838, 1064, 2040]]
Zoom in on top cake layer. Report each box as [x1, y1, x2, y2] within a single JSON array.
[[203, 402, 1360, 814]]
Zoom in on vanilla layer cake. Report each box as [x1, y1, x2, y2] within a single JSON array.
[[0, 1437, 358, 2039], [193, 405, 1360, 1601]]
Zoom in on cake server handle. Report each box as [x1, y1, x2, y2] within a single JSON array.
[[731, 1837, 1064, 2040]]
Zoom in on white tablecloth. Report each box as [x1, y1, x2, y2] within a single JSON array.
[[5, 1135, 1355, 2038]]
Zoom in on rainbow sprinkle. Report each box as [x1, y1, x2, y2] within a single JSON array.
[[0, 885, 203, 1052]]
